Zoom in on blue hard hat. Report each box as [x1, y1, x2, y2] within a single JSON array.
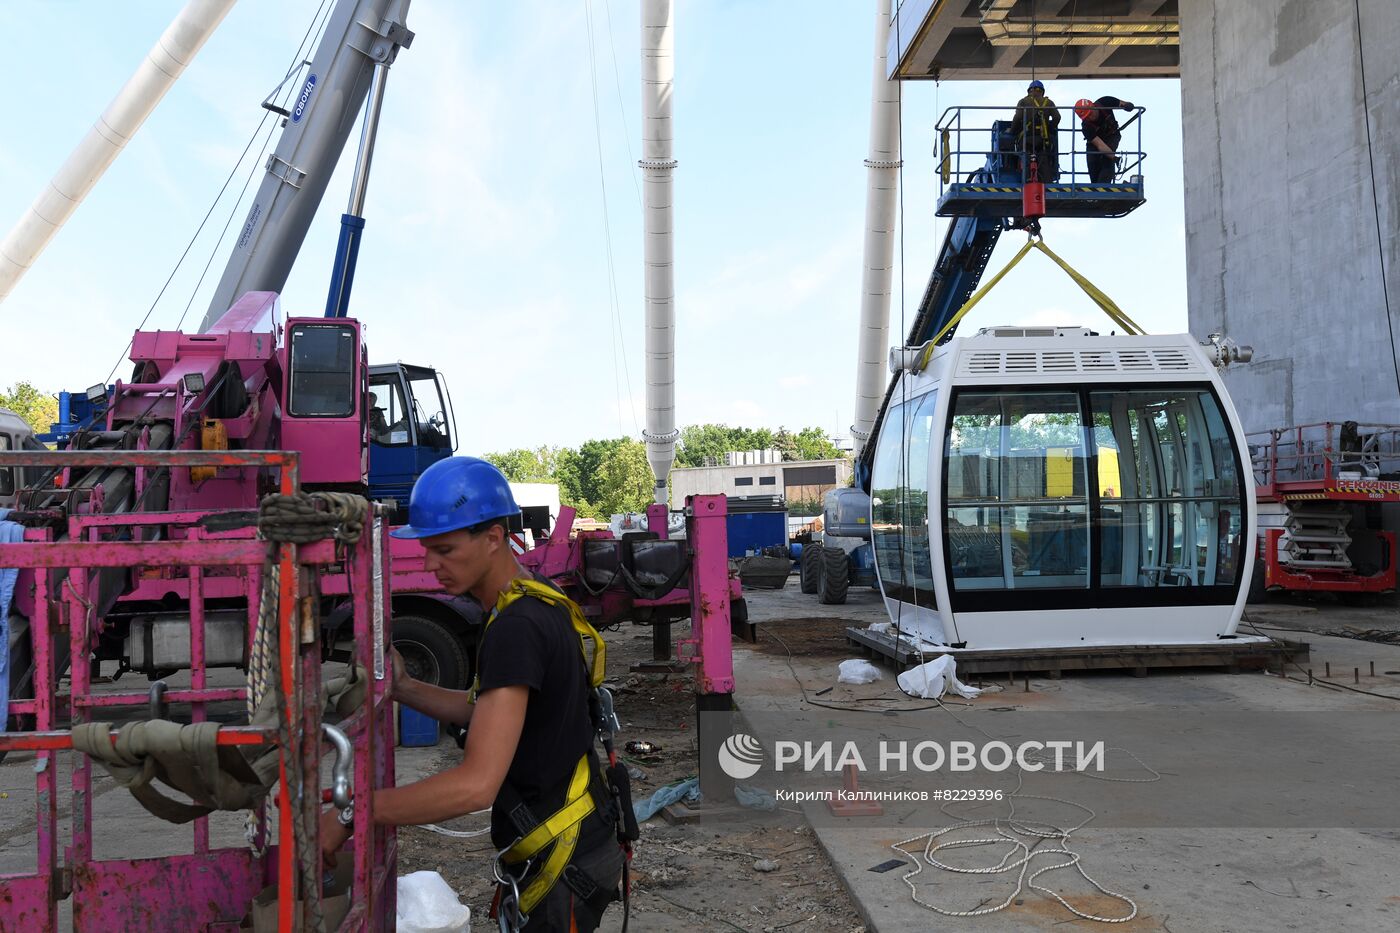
[[390, 456, 519, 539], [1028, 79, 1044, 91]]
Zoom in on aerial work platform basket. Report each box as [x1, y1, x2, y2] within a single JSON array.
[[0, 449, 397, 931], [933, 106, 1147, 220]]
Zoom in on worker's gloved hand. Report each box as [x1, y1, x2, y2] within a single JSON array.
[[1120, 100, 1134, 110], [319, 807, 352, 867]]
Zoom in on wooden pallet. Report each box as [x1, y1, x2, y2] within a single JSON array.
[[844, 626, 1310, 677]]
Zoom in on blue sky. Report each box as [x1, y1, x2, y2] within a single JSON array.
[[0, 1, 1187, 453]]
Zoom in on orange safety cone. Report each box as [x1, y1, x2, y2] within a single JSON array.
[[826, 762, 884, 817]]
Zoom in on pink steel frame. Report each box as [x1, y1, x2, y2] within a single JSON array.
[[519, 496, 736, 696], [0, 449, 396, 931]]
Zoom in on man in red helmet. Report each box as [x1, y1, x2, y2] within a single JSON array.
[[1075, 96, 1136, 183], [319, 456, 628, 932]]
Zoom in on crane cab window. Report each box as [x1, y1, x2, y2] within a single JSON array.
[[288, 324, 357, 418], [407, 371, 451, 450], [369, 375, 411, 446]]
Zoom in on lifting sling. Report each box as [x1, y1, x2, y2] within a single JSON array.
[[917, 234, 1146, 372]]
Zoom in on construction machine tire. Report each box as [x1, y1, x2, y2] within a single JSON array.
[[818, 547, 850, 605], [800, 544, 823, 595], [392, 614, 470, 690]]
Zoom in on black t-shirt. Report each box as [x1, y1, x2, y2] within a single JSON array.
[[476, 592, 612, 851], [1080, 96, 1125, 150]]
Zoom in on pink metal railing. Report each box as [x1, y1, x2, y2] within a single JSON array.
[[0, 449, 396, 931], [1248, 421, 1400, 498]]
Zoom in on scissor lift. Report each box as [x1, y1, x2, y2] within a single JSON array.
[[1250, 422, 1400, 598], [0, 450, 397, 930]]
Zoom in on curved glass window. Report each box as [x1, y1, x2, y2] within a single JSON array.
[[943, 384, 1245, 611], [1092, 388, 1243, 590], [946, 391, 1089, 594], [871, 390, 939, 604]]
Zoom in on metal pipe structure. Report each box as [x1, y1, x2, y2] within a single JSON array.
[[199, 0, 413, 332], [850, 0, 901, 455], [0, 0, 237, 304], [325, 59, 391, 317], [640, 0, 679, 504]]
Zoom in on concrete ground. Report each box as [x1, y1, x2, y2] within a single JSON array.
[[732, 586, 1400, 932], [1, 585, 1397, 931]]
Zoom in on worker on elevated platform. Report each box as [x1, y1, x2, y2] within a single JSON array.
[[1011, 79, 1060, 182], [320, 456, 628, 932], [1076, 96, 1135, 183]]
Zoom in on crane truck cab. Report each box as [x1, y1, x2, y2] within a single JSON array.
[[367, 362, 456, 510]]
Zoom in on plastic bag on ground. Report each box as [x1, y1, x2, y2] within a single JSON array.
[[734, 784, 777, 811], [633, 776, 700, 823], [397, 871, 471, 933], [837, 659, 882, 685], [896, 654, 982, 700]]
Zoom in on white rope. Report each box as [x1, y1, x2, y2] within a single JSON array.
[[889, 698, 1153, 923]]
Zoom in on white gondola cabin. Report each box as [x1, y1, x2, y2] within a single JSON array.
[[870, 326, 1256, 651]]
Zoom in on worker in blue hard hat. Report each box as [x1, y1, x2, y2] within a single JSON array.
[[1010, 78, 1060, 182], [319, 456, 629, 932]]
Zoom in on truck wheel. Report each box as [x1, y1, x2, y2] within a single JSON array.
[[393, 615, 470, 690], [800, 544, 823, 595], [818, 547, 850, 605]]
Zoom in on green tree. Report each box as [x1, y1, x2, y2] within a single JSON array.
[[594, 438, 654, 516], [791, 426, 843, 461], [482, 446, 564, 482], [0, 382, 58, 435], [676, 424, 778, 467]]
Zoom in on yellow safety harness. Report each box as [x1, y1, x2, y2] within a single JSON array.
[[477, 577, 609, 918], [917, 235, 1145, 372]]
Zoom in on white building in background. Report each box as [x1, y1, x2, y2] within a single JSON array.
[[668, 458, 852, 512]]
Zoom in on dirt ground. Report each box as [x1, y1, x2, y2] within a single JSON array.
[[396, 615, 868, 933]]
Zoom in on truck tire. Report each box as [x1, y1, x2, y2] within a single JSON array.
[[818, 547, 850, 605], [800, 544, 823, 594], [393, 615, 470, 690]]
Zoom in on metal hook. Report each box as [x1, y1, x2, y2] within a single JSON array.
[[148, 680, 169, 720], [321, 723, 354, 811]]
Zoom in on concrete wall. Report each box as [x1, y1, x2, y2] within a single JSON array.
[[1181, 0, 1400, 433]]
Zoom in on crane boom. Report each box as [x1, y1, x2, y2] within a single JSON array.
[[197, 0, 412, 332]]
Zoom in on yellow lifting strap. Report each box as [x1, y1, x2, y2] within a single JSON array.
[[918, 235, 1145, 371]]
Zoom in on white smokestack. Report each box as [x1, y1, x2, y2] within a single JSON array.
[[639, 0, 678, 504], [851, 0, 901, 455], [0, 0, 238, 304]]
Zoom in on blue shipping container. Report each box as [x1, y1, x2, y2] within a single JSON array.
[[726, 511, 788, 558]]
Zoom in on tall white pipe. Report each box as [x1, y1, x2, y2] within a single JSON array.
[[851, 0, 901, 455], [0, 0, 238, 304], [640, 0, 678, 503]]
